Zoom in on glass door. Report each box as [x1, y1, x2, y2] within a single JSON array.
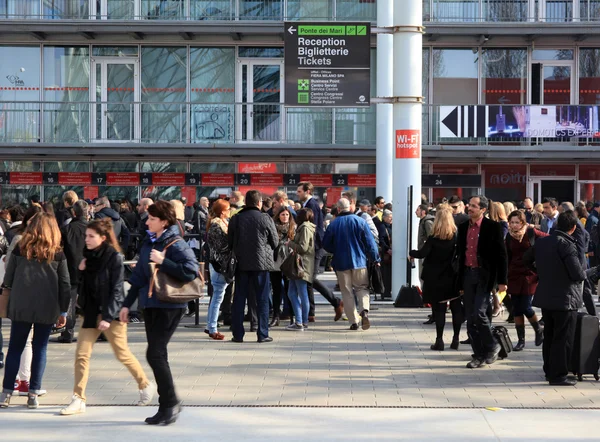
[[529, 177, 575, 204], [236, 60, 283, 142], [542, 64, 572, 104], [91, 58, 140, 141]]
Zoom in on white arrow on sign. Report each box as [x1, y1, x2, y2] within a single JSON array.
[[288, 26, 296, 35]]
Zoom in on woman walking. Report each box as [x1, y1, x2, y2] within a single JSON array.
[[283, 208, 315, 331], [0, 213, 70, 408], [506, 210, 547, 351], [409, 207, 462, 351], [205, 199, 231, 340], [271, 207, 296, 326], [120, 200, 199, 425], [60, 219, 154, 415]]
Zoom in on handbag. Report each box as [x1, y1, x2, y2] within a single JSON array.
[[369, 262, 385, 294], [148, 238, 205, 304], [273, 243, 290, 271], [280, 250, 306, 280], [0, 287, 9, 318], [221, 250, 237, 283]]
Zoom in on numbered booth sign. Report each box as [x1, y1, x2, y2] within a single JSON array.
[[235, 174, 252, 186], [140, 173, 152, 186], [185, 173, 201, 186], [284, 174, 301, 186]]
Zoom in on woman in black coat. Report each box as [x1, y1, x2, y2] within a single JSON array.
[[410, 206, 462, 351], [377, 210, 393, 299]]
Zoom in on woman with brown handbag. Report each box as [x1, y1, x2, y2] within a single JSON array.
[[120, 200, 199, 426]]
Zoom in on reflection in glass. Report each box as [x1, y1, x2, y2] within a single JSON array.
[[196, 187, 234, 199], [0, 161, 41, 172], [103, 0, 135, 19], [44, 162, 89, 172], [106, 63, 135, 140], [45, 186, 84, 204], [335, 108, 375, 145], [0, 186, 41, 207], [532, 49, 574, 61], [142, 186, 181, 200], [238, 47, 284, 58], [142, 0, 184, 19], [252, 65, 280, 141], [98, 186, 139, 202], [334, 164, 376, 173], [140, 162, 186, 172], [43, 0, 88, 19], [191, 0, 232, 19], [579, 49, 600, 105], [433, 49, 478, 105], [239, 0, 281, 19], [482, 49, 527, 105], [430, 0, 478, 22], [287, 164, 334, 173], [543, 66, 571, 105], [544, 0, 572, 22], [92, 46, 139, 57], [286, 0, 331, 20], [93, 162, 139, 172], [483, 0, 527, 21], [287, 108, 332, 144], [0, 0, 39, 17], [423, 48, 430, 144], [190, 163, 235, 173], [336, 0, 375, 20], [581, 0, 600, 21]]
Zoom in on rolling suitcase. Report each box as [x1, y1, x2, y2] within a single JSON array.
[[570, 313, 600, 381], [492, 325, 512, 359]]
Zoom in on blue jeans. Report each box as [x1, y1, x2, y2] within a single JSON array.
[[511, 294, 535, 318], [2, 322, 53, 394], [288, 279, 309, 325], [232, 271, 271, 341], [206, 264, 230, 334]]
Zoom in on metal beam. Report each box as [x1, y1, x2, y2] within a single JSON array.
[[29, 31, 46, 40], [79, 31, 95, 40], [230, 32, 242, 41], [179, 31, 193, 40], [129, 32, 145, 40]]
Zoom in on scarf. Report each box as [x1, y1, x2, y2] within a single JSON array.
[[81, 242, 116, 328], [508, 225, 528, 243], [211, 217, 228, 234], [276, 222, 290, 241]]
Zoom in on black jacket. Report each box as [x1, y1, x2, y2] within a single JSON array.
[[530, 230, 586, 311], [457, 216, 508, 293], [228, 206, 278, 272], [95, 207, 130, 251], [55, 207, 73, 228], [378, 222, 392, 254], [453, 213, 470, 226], [3, 247, 71, 324], [303, 197, 324, 251], [410, 236, 457, 304], [194, 206, 208, 236], [61, 217, 88, 284]]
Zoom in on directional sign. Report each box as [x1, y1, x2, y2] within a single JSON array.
[[284, 22, 370, 107], [440, 105, 488, 138]]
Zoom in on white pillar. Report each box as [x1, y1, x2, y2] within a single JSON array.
[[376, 0, 393, 200], [391, 0, 423, 296]]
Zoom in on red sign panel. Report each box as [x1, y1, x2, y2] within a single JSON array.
[[395, 129, 421, 159], [201, 173, 234, 186], [252, 174, 284, 186], [326, 188, 343, 207], [106, 173, 139, 186], [181, 187, 196, 205], [348, 174, 376, 187], [300, 174, 332, 187], [84, 186, 99, 200], [10, 172, 42, 185], [59, 172, 91, 185], [238, 163, 278, 174], [152, 173, 185, 186]]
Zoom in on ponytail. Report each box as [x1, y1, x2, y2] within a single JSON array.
[[87, 219, 122, 254]]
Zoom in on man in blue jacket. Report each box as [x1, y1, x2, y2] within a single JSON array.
[[323, 198, 380, 330]]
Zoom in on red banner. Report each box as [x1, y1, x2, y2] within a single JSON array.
[[84, 186, 99, 200], [348, 174, 376, 187], [106, 173, 139, 186], [181, 187, 197, 205], [300, 174, 332, 187], [252, 174, 284, 186], [10, 172, 42, 185], [59, 172, 91, 185], [201, 173, 234, 186], [152, 173, 185, 186], [326, 188, 343, 207], [238, 163, 279, 174]]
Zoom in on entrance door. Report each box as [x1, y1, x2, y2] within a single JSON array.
[[236, 60, 283, 142], [532, 62, 573, 105], [529, 177, 575, 204], [91, 59, 140, 141], [93, 0, 137, 19]]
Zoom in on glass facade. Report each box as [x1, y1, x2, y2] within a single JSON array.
[[433, 49, 478, 105]]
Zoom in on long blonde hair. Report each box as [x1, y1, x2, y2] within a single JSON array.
[[490, 201, 507, 222], [432, 207, 456, 241], [18, 212, 62, 263]]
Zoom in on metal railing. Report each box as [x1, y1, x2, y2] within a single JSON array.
[[0, 0, 376, 21], [0, 101, 376, 145]]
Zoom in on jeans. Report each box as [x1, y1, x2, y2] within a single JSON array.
[[288, 279, 309, 325], [144, 307, 184, 410], [511, 294, 535, 318], [206, 264, 230, 334], [463, 268, 496, 358], [61, 286, 78, 340], [541, 309, 577, 382], [232, 270, 271, 341], [2, 321, 52, 394]]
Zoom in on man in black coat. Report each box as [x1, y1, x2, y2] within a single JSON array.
[[94, 196, 130, 252], [228, 190, 278, 343], [54, 200, 89, 343], [457, 195, 508, 369], [528, 211, 589, 386]]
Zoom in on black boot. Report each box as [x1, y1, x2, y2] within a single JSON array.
[[162, 402, 182, 425], [430, 338, 444, 351], [145, 409, 165, 425], [531, 320, 544, 347], [513, 324, 525, 351], [269, 315, 280, 327], [450, 336, 459, 350]]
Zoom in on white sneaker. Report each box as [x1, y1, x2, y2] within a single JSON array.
[[138, 381, 155, 406], [60, 396, 86, 415]]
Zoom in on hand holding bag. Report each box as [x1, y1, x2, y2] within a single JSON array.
[[273, 242, 290, 271], [369, 262, 385, 294], [148, 239, 205, 303], [280, 250, 306, 280], [0, 287, 9, 318]]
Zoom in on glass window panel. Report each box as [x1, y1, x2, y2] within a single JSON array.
[[579, 49, 600, 105], [432, 164, 478, 174], [481, 164, 527, 202], [239, 0, 282, 20], [237, 47, 284, 58], [483, 0, 527, 21], [93, 161, 139, 172], [0, 161, 41, 172], [237, 162, 285, 173], [142, 186, 181, 200], [103, 0, 135, 19], [43, 0, 88, 18], [0, 0, 39, 18], [286, 163, 334, 173], [335, 0, 376, 21], [142, 0, 185, 19], [482, 49, 527, 105], [430, 0, 478, 22], [544, 0, 572, 22], [196, 187, 234, 199], [43, 46, 90, 143], [580, 165, 600, 181], [532, 49, 574, 61], [423, 48, 430, 144], [334, 164, 376, 173], [140, 162, 186, 172], [530, 164, 575, 176], [543, 66, 571, 105], [44, 162, 89, 172], [287, 0, 331, 20], [580, 182, 600, 204], [191, 0, 232, 19], [0, 186, 41, 207], [433, 49, 478, 104], [433, 188, 480, 204], [45, 186, 84, 204], [106, 63, 136, 141], [141, 47, 187, 143], [190, 163, 236, 173], [581, 0, 600, 20], [92, 46, 139, 57], [286, 107, 332, 144], [334, 107, 375, 145], [98, 186, 138, 201]]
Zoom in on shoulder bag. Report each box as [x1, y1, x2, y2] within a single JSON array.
[[280, 249, 306, 280], [148, 238, 205, 303], [368, 261, 385, 294]]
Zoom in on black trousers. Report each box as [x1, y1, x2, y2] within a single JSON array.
[[144, 307, 184, 410], [0, 318, 3, 362], [308, 249, 340, 316], [541, 309, 577, 382], [61, 286, 79, 340], [463, 268, 496, 358], [270, 271, 284, 317], [381, 262, 392, 298], [583, 278, 597, 316]]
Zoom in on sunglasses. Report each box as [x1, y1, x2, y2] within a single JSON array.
[[450, 205, 459, 209]]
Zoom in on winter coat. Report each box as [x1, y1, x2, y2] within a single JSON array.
[[95, 207, 131, 251], [287, 221, 316, 283], [61, 217, 88, 284], [529, 230, 586, 311], [357, 210, 379, 244], [585, 209, 599, 253], [3, 247, 71, 324], [418, 214, 435, 248], [207, 218, 230, 273], [505, 228, 548, 296], [323, 211, 380, 271], [123, 224, 199, 310], [410, 236, 457, 303], [303, 197, 324, 250], [378, 222, 392, 255], [194, 206, 209, 237], [228, 206, 278, 272]]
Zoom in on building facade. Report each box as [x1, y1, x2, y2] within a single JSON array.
[[0, 0, 598, 206]]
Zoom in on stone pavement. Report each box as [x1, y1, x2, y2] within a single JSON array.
[[1, 273, 599, 410]]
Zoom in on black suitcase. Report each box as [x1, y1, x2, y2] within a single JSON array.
[[394, 285, 422, 308], [570, 313, 600, 381], [493, 326, 513, 359]]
